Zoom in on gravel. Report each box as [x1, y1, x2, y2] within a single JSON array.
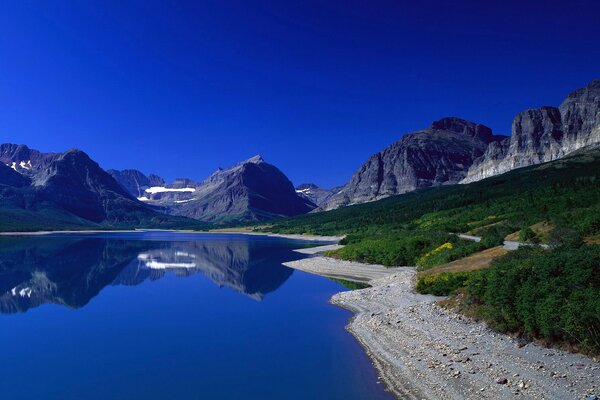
[[325, 264, 600, 399]]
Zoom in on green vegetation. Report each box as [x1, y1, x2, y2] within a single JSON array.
[[416, 245, 600, 353], [0, 206, 206, 232], [416, 271, 474, 296], [266, 147, 600, 353], [429, 246, 600, 354], [416, 238, 485, 270], [518, 226, 538, 243], [265, 148, 600, 268]]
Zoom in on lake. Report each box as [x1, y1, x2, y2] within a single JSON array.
[[0, 232, 393, 400]]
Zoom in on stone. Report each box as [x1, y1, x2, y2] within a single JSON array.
[[462, 79, 600, 183]]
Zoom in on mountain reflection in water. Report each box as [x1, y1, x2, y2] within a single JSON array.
[[0, 234, 298, 313]]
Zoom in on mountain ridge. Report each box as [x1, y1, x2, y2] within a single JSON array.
[[320, 79, 600, 210], [110, 155, 316, 223], [320, 117, 506, 210]]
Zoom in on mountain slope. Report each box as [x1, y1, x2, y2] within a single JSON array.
[[462, 79, 600, 182], [295, 183, 335, 206], [107, 169, 165, 198], [321, 117, 505, 210], [0, 144, 200, 231], [170, 156, 316, 222], [266, 144, 600, 264], [116, 155, 316, 223]]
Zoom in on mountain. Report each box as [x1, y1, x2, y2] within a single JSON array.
[[319, 79, 600, 210], [462, 79, 600, 182], [0, 144, 198, 231], [295, 183, 335, 206], [114, 155, 316, 223], [107, 169, 165, 198], [0, 162, 29, 187], [0, 143, 57, 173], [320, 117, 506, 210]]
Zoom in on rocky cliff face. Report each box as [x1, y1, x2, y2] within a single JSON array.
[[107, 169, 165, 198], [169, 156, 316, 222], [0, 144, 194, 227], [115, 155, 316, 222], [462, 79, 600, 183], [321, 117, 505, 210], [295, 183, 335, 206]]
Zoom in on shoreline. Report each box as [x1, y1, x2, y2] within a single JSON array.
[[4, 230, 596, 398], [287, 255, 599, 400], [0, 229, 343, 242]]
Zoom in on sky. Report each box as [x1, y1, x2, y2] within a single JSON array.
[[0, 0, 599, 188]]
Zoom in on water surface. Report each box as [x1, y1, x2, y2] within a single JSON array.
[[0, 232, 392, 400]]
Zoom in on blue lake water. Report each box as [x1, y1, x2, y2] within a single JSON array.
[[0, 232, 393, 400]]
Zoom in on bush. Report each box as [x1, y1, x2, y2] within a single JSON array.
[[548, 227, 583, 249], [518, 227, 538, 243], [466, 245, 600, 353], [416, 272, 473, 296], [416, 238, 484, 270], [330, 232, 448, 266], [479, 222, 518, 247]]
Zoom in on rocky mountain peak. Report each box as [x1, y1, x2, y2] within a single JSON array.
[[430, 117, 495, 142], [108, 169, 166, 197], [559, 78, 600, 140], [462, 78, 600, 183], [320, 117, 498, 210], [244, 155, 265, 164], [295, 183, 334, 207]]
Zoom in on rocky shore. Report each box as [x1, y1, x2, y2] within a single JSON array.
[[285, 257, 599, 400]]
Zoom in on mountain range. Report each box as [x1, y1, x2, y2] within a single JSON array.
[[0, 144, 197, 230], [109, 155, 316, 223], [0, 78, 598, 229], [318, 79, 600, 210]]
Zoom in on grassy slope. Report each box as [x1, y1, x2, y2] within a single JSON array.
[[265, 147, 600, 267], [266, 147, 600, 353]]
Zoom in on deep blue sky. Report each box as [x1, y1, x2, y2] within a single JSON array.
[[1, 1, 599, 188]]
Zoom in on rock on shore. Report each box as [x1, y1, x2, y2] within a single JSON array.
[[332, 268, 599, 400]]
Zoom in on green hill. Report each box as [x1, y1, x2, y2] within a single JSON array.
[[266, 146, 600, 266], [265, 146, 600, 353]]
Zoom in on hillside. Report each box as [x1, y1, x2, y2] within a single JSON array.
[[320, 79, 600, 210], [0, 145, 203, 231], [267, 145, 600, 262], [265, 145, 600, 352], [110, 156, 316, 223]]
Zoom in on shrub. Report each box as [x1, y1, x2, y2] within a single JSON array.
[[518, 227, 538, 243], [416, 272, 473, 296], [466, 245, 600, 353], [548, 227, 583, 249]]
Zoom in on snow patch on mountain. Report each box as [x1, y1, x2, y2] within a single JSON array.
[[145, 186, 196, 194]]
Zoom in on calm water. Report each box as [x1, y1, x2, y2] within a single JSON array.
[[0, 232, 392, 400]]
